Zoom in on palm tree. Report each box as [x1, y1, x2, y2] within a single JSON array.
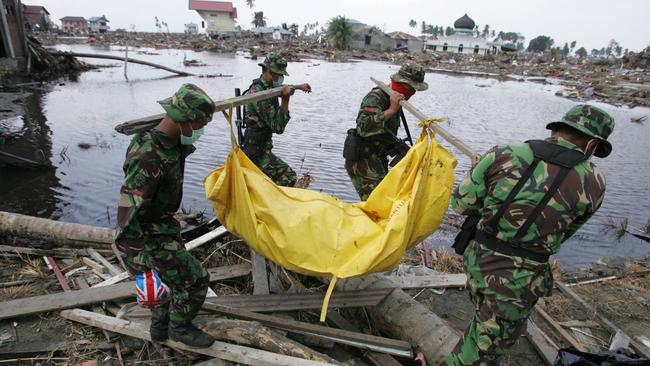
[[252, 11, 266, 27], [246, 0, 254, 8], [327, 16, 352, 50], [409, 19, 417, 29]]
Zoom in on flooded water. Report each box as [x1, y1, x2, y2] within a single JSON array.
[[1, 44, 648, 269]]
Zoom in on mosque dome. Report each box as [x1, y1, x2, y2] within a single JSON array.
[[454, 14, 475, 30]]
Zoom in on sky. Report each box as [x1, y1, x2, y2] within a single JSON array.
[[32, 0, 650, 52]]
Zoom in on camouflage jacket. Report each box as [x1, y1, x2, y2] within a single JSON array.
[[452, 137, 606, 255], [355, 87, 400, 154], [115, 129, 195, 247], [244, 76, 290, 151]]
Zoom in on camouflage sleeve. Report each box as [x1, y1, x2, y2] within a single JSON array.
[[451, 146, 498, 215], [356, 94, 388, 138], [116, 153, 162, 240], [246, 85, 290, 134], [563, 167, 606, 240]]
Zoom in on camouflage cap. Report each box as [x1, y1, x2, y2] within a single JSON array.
[[390, 63, 428, 91], [258, 52, 289, 76], [157, 84, 215, 124], [546, 104, 615, 158]]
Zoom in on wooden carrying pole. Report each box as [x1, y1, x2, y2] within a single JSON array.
[[371, 77, 479, 161], [114, 86, 289, 135]]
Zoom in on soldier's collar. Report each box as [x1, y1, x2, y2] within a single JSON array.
[[151, 128, 178, 149], [545, 136, 586, 154], [258, 74, 273, 88]]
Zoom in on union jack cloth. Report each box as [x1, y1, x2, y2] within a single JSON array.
[[135, 270, 169, 308]]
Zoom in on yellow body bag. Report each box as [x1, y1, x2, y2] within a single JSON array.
[[204, 112, 457, 320]]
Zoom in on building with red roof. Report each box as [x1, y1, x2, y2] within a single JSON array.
[[60, 16, 87, 34], [22, 4, 51, 31]]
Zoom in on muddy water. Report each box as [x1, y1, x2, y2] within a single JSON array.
[[1, 44, 648, 269]]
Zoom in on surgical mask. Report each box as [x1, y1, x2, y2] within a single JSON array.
[[273, 75, 284, 87], [180, 127, 204, 145]]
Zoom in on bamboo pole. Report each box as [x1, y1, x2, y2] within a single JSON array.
[[371, 77, 479, 161], [114, 86, 289, 135], [48, 51, 194, 76]]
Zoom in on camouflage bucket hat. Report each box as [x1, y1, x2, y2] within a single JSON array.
[[158, 84, 215, 124], [390, 63, 428, 91], [258, 52, 289, 76], [546, 104, 615, 158]]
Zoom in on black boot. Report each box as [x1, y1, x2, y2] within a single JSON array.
[[168, 322, 214, 348], [149, 313, 169, 342]]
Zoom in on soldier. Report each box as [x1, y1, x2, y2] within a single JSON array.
[[444, 105, 615, 365], [115, 84, 216, 348], [242, 52, 311, 187], [344, 63, 428, 200]]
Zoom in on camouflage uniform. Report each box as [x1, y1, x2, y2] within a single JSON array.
[[444, 105, 614, 366], [243, 53, 297, 187], [115, 84, 214, 327], [345, 63, 428, 200]]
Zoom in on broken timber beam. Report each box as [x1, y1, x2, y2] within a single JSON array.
[[535, 300, 587, 352], [556, 281, 650, 359], [0, 211, 114, 247], [49, 51, 194, 76], [250, 249, 269, 295], [526, 319, 559, 366], [0, 263, 251, 320], [339, 274, 461, 365], [371, 77, 479, 161], [202, 303, 413, 358], [60, 309, 339, 366], [114, 86, 290, 135]]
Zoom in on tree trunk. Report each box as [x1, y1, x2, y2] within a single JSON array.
[[195, 317, 342, 365], [339, 274, 462, 365], [0, 211, 114, 248]]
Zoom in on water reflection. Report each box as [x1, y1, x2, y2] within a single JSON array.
[[0, 92, 63, 218]]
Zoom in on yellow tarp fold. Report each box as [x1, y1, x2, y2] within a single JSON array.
[[204, 113, 456, 319]]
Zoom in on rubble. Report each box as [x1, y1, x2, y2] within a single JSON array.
[[35, 32, 650, 108]]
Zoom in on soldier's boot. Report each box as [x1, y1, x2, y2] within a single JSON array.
[[149, 312, 169, 342], [168, 322, 214, 348]]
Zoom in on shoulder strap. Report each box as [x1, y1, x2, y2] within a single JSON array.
[[487, 140, 588, 239]]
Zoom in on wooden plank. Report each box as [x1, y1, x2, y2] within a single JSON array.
[[115, 88, 289, 135], [250, 249, 269, 295], [380, 274, 467, 289], [535, 301, 587, 352], [0, 244, 78, 258], [60, 309, 339, 366], [609, 330, 631, 351], [526, 320, 558, 366], [43, 256, 71, 292], [0, 264, 251, 320], [87, 248, 121, 276], [557, 281, 650, 359], [371, 77, 479, 160], [112, 289, 390, 317], [326, 311, 403, 366], [202, 303, 413, 358], [82, 257, 106, 273]]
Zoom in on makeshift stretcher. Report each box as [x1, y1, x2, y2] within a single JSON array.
[[204, 104, 457, 320]]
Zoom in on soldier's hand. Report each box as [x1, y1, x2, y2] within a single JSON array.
[[389, 92, 405, 111], [280, 85, 293, 98], [296, 83, 312, 93]]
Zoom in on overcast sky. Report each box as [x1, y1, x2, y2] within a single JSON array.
[[33, 0, 649, 51]]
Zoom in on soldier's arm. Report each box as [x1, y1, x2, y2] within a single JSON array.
[[116, 155, 161, 238], [451, 147, 497, 215], [563, 170, 606, 241], [356, 94, 396, 138]]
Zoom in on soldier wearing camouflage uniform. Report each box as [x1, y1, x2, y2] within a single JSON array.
[[242, 52, 311, 187], [444, 105, 615, 365], [115, 84, 216, 348], [344, 63, 428, 200]]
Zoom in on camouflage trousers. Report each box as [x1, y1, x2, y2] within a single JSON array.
[[345, 154, 388, 201], [116, 234, 209, 326], [444, 240, 553, 366], [252, 150, 297, 187]]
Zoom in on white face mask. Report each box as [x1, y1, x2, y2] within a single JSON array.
[[273, 75, 284, 87], [180, 126, 205, 146]]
